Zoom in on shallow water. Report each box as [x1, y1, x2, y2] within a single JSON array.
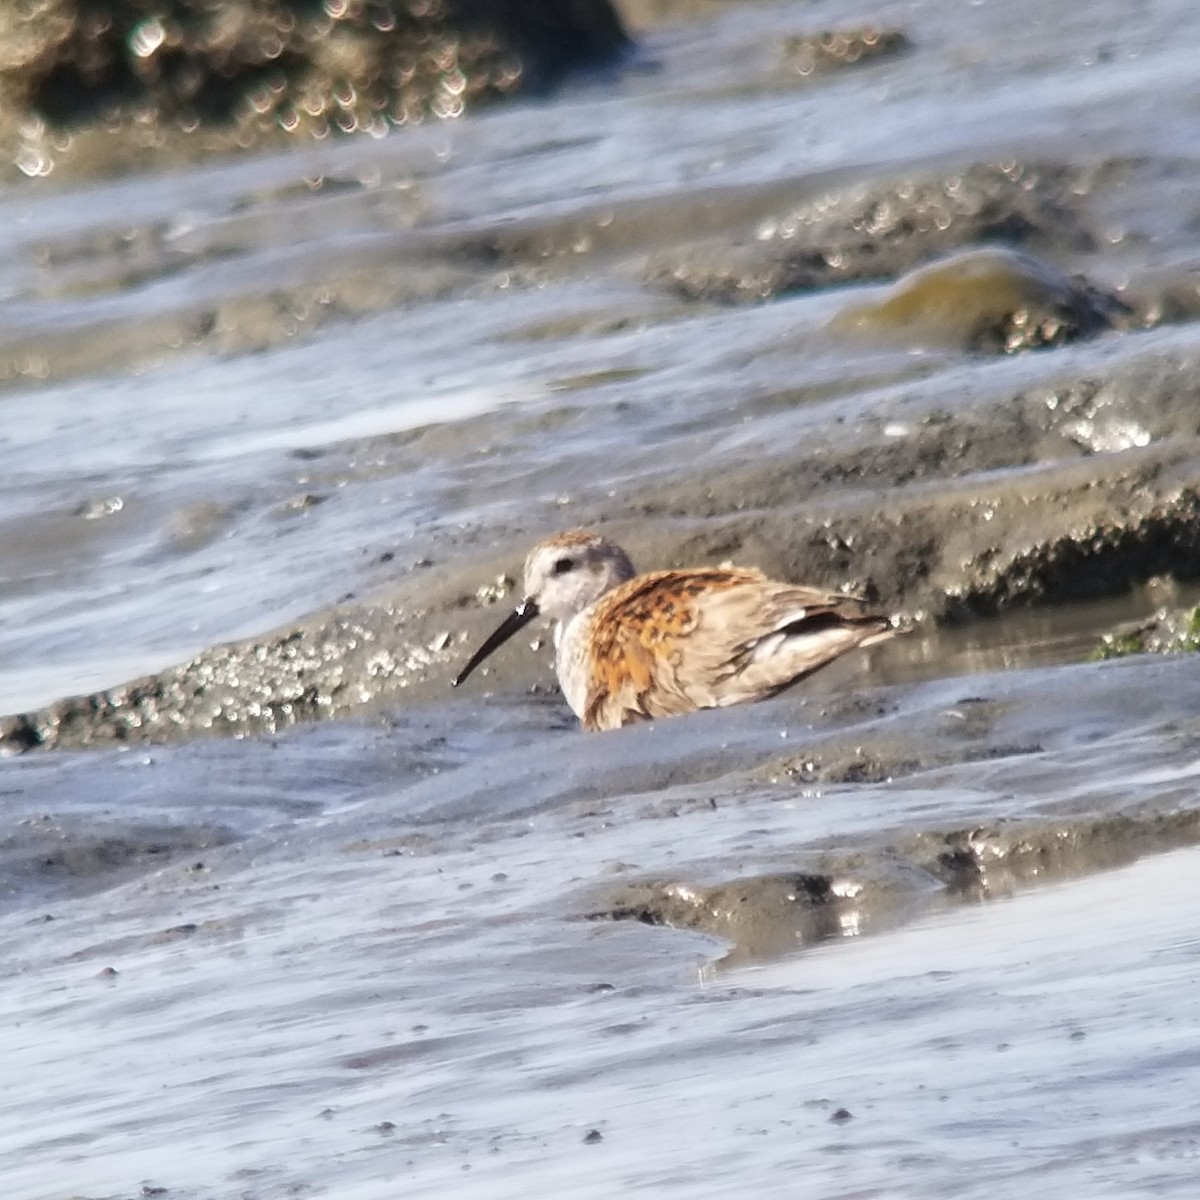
[[4, 0, 1200, 1194], [4, 656, 1200, 1197]]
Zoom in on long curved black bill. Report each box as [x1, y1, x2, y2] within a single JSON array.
[[451, 599, 540, 688]]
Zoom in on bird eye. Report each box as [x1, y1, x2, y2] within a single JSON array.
[[551, 556, 574, 575]]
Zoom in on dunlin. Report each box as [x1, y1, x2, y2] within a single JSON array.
[[452, 531, 897, 731]]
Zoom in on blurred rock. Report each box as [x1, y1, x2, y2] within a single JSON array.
[[829, 246, 1132, 354], [0, 0, 629, 177]]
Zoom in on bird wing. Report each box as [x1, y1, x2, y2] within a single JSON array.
[[582, 569, 891, 731]]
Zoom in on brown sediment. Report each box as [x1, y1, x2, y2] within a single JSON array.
[[588, 869, 925, 958], [586, 807, 1200, 961], [779, 27, 911, 80], [916, 810, 1200, 896]]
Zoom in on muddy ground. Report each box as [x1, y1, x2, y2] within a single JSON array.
[[5, 300, 1200, 751], [4, 3, 1200, 1191]]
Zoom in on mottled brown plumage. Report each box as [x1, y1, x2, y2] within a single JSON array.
[[452, 532, 896, 731]]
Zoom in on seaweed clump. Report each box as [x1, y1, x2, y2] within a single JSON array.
[[1091, 604, 1200, 661]]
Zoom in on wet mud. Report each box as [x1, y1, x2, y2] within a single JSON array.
[[0, 812, 232, 908], [7, 630, 1200, 955], [5, 154, 1188, 390], [591, 806, 1200, 961], [654, 161, 1110, 305], [5, 1, 1200, 1192], [7, 317, 1200, 752], [579, 654, 1200, 961], [4, 54, 1200, 756]]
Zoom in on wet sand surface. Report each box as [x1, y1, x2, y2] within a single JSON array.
[[3, 0, 1200, 1194], [5, 656, 1200, 1197]]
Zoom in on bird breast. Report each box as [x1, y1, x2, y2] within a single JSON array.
[[553, 611, 594, 720]]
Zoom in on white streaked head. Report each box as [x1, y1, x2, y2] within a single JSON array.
[[522, 532, 636, 624], [451, 531, 637, 690]]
